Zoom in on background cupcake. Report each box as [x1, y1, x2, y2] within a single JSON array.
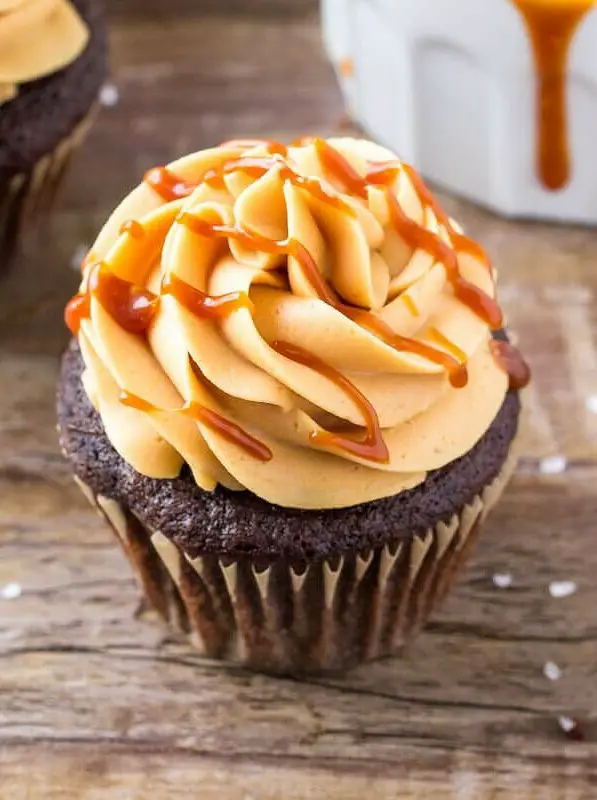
[[0, 0, 107, 270], [58, 137, 527, 673]]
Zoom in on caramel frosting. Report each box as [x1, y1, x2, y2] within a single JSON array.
[[0, 0, 89, 106], [65, 137, 523, 510]]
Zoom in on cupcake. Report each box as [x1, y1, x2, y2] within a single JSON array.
[[0, 0, 107, 269], [58, 136, 529, 673]]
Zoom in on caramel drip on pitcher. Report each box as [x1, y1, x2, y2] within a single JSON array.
[[511, 0, 595, 190], [119, 390, 273, 462]]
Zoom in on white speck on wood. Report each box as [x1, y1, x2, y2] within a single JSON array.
[[549, 580, 577, 599], [543, 661, 562, 681], [492, 572, 513, 589], [100, 83, 120, 107], [539, 456, 567, 475], [1, 583, 22, 600]]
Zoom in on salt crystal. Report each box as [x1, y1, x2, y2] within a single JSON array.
[[539, 456, 567, 475], [586, 395, 597, 415], [558, 716, 585, 741], [100, 83, 119, 107], [549, 580, 577, 599], [1, 582, 22, 600], [492, 572, 513, 589], [543, 661, 562, 681], [558, 716, 575, 733]]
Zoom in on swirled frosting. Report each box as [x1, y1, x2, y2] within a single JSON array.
[[0, 0, 89, 107], [66, 137, 516, 510]]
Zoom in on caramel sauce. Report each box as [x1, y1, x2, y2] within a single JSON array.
[[178, 211, 338, 305], [161, 272, 253, 318], [119, 390, 273, 462], [185, 402, 273, 462], [119, 390, 155, 412], [64, 292, 90, 336], [426, 326, 468, 366], [144, 166, 197, 202], [204, 156, 356, 217], [66, 139, 527, 468], [88, 263, 159, 335], [489, 339, 532, 389], [119, 219, 145, 239], [512, 0, 595, 190], [339, 307, 469, 388], [313, 140, 502, 330], [271, 340, 390, 463], [402, 294, 420, 317], [221, 139, 289, 157]]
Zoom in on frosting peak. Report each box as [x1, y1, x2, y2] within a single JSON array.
[[66, 137, 527, 509], [0, 0, 89, 106]]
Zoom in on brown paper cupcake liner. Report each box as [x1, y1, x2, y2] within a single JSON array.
[[0, 105, 97, 270], [75, 449, 518, 674]]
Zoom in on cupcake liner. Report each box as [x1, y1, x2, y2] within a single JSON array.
[[75, 450, 518, 674], [0, 104, 97, 270]]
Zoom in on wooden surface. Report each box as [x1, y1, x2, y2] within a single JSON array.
[[1, 2, 597, 797]]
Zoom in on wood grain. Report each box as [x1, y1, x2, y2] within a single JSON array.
[[1, 2, 597, 797]]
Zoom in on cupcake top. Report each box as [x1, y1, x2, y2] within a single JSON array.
[[65, 137, 529, 510], [0, 0, 89, 106]]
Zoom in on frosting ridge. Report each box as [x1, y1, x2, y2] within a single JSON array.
[[65, 137, 523, 509]]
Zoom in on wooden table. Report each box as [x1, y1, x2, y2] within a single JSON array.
[[1, 2, 596, 797]]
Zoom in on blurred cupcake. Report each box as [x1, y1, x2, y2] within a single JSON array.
[[58, 136, 529, 673], [0, 0, 107, 269]]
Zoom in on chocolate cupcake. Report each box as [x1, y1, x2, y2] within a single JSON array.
[[58, 137, 529, 673], [0, 0, 107, 269]]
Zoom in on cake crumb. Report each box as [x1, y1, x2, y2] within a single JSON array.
[[100, 83, 119, 107], [1, 582, 22, 600], [549, 580, 577, 599], [539, 456, 567, 475], [492, 572, 513, 589], [543, 661, 562, 681], [558, 716, 585, 741]]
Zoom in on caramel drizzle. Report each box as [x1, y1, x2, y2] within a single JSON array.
[[512, 0, 595, 191], [203, 156, 356, 217], [119, 390, 273, 462], [489, 339, 531, 390], [178, 211, 338, 305], [67, 139, 523, 466], [271, 341, 390, 464], [162, 272, 253, 319], [65, 262, 159, 336], [144, 166, 197, 202]]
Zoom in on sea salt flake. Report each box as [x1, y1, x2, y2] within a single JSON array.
[[1, 582, 22, 600], [492, 572, 513, 589], [586, 395, 597, 415], [543, 661, 562, 681], [558, 716, 585, 741], [549, 580, 577, 599], [100, 83, 119, 107], [539, 456, 567, 475]]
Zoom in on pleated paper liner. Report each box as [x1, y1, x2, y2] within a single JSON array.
[[75, 449, 518, 674], [0, 104, 97, 272]]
